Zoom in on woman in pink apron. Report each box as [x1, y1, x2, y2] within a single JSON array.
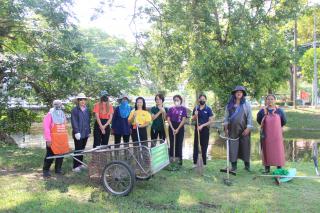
[[257, 94, 287, 174]]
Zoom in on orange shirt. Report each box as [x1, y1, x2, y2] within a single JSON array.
[[93, 102, 114, 119]]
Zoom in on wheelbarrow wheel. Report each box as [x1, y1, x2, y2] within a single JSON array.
[[102, 160, 135, 196]]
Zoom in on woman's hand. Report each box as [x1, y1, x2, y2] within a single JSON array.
[[198, 124, 203, 131], [242, 128, 250, 136]]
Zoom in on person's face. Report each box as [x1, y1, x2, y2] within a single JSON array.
[[78, 98, 86, 107], [136, 99, 143, 109], [235, 91, 243, 99], [174, 98, 181, 106], [122, 98, 128, 104], [199, 96, 206, 105], [266, 95, 275, 107], [155, 96, 163, 106]]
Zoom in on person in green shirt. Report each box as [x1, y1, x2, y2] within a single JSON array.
[[150, 94, 168, 146]]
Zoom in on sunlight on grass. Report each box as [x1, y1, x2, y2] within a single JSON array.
[[178, 189, 198, 206]]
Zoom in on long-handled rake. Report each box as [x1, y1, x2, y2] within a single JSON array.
[[218, 130, 239, 186]]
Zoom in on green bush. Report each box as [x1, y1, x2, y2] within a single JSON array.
[[0, 107, 37, 134]]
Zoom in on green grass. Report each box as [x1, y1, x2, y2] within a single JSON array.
[[1, 143, 320, 213]]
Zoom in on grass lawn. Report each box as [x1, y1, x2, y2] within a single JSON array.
[[1, 143, 320, 213]]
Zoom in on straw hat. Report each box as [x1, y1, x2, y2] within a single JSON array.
[[75, 93, 87, 99]]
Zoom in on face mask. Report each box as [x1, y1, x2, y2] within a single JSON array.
[[199, 101, 206, 105], [174, 101, 181, 106]]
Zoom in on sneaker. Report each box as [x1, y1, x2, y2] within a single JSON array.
[[192, 164, 197, 168], [244, 166, 251, 172], [43, 171, 51, 178], [55, 170, 63, 175], [80, 164, 87, 170], [72, 167, 81, 173]]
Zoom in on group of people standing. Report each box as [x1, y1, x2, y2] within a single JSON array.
[[42, 86, 287, 178]]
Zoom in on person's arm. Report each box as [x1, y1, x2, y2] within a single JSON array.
[[175, 117, 187, 134], [191, 107, 197, 121], [104, 106, 114, 128], [71, 108, 79, 134], [223, 106, 229, 134], [198, 108, 214, 130], [242, 102, 253, 136], [256, 109, 265, 125], [166, 110, 175, 131], [128, 111, 134, 123], [104, 113, 113, 127], [278, 108, 287, 126], [43, 113, 52, 145], [246, 102, 254, 130]]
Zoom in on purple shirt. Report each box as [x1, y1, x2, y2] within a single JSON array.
[[167, 106, 188, 123]]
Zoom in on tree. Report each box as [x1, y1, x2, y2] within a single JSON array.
[[300, 47, 320, 84], [128, 0, 304, 104]]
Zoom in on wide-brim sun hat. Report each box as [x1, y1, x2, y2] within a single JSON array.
[[75, 93, 88, 100], [231, 86, 247, 96], [52, 99, 63, 107], [117, 93, 130, 102]]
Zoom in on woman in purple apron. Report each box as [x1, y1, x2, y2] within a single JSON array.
[[257, 94, 287, 174], [223, 86, 253, 173]]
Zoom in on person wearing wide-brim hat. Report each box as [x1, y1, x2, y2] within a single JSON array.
[[112, 93, 132, 147], [71, 93, 91, 172], [42, 100, 69, 178], [223, 86, 253, 173], [92, 90, 114, 148]]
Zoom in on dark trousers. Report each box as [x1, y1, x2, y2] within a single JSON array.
[[168, 121, 184, 161], [150, 127, 166, 147], [73, 137, 88, 168], [43, 146, 63, 173], [150, 127, 166, 140], [93, 119, 110, 148], [131, 127, 148, 147], [114, 134, 130, 148], [193, 127, 210, 165]]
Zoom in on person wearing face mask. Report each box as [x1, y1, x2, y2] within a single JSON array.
[[150, 94, 168, 145], [223, 86, 253, 173], [42, 100, 69, 178], [191, 94, 214, 167], [71, 93, 91, 172], [167, 95, 188, 165], [93, 91, 114, 148], [257, 94, 287, 174], [112, 94, 132, 146], [128, 97, 152, 146]]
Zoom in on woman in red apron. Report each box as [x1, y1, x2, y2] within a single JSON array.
[[43, 100, 69, 178], [257, 94, 287, 174]]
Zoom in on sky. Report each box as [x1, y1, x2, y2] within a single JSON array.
[[72, 0, 151, 42]]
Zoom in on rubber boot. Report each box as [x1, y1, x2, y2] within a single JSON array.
[[244, 161, 251, 172], [263, 166, 270, 174], [231, 161, 237, 172]]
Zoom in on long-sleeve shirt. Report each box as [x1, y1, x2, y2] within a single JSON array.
[[71, 106, 91, 138], [257, 107, 287, 127], [43, 112, 67, 142], [223, 101, 253, 129]]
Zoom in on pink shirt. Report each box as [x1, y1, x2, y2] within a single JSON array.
[[43, 112, 67, 142]]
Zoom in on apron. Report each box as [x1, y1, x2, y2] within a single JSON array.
[[228, 105, 251, 162], [261, 110, 285, 166], [51, 123, 70, 154]]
